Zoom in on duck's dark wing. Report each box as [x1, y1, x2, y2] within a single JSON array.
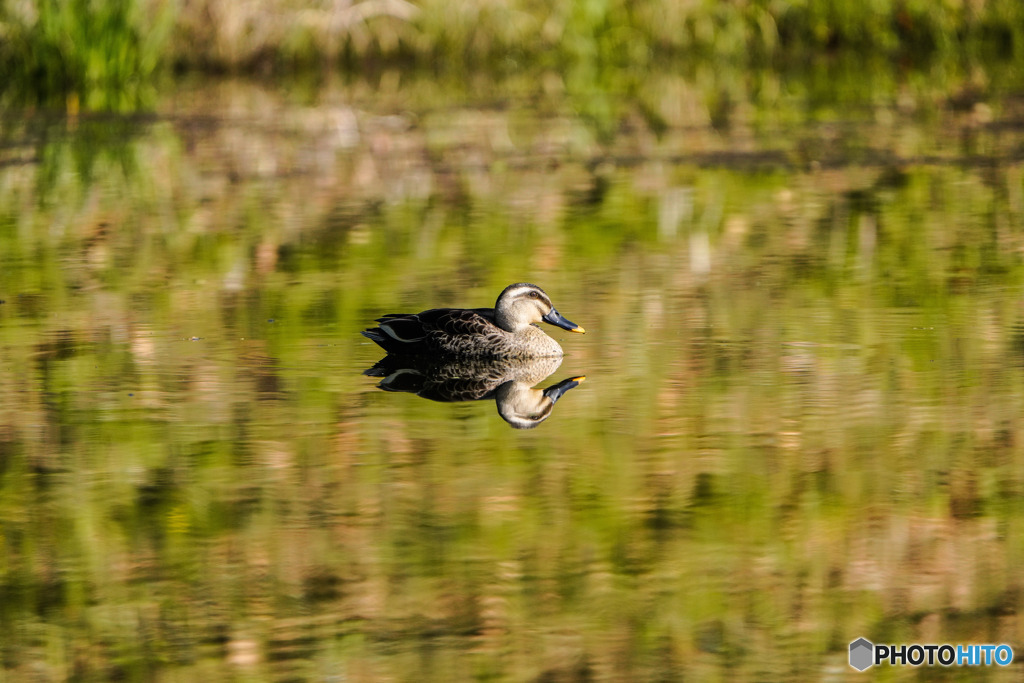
[[371, 313, 430, 342], [362, 312, 430, 353], [362, 307, 498, 354], [433, 308, 497, 336]]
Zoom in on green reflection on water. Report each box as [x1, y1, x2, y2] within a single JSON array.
[[1, 77, 1024, 680]]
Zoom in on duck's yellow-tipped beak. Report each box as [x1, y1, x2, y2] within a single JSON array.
[[542, 374, 587, 405], [542, 307, 585, 334]]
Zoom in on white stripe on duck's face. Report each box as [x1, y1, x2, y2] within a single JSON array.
[[494, 284, 554, 332]]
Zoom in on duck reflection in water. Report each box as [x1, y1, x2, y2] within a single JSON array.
[[364, 355, 585, 429]]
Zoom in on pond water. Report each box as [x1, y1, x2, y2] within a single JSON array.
[[2, 74, 1024, 681]]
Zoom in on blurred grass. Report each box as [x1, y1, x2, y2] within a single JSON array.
[[2, 0, 1024, 110], [0, 0, 174, 110]]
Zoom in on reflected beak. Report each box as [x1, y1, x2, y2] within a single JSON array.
[[543, 375, 586, 404], [542, 307, 586, 334]]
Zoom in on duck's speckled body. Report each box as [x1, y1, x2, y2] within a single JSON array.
[[362, 283, 585, 358]]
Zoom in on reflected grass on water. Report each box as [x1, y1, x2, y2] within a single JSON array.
[[0, 78, 1023, 680]]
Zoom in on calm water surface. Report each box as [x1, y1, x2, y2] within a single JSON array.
[[1, 77, 1024, 681]]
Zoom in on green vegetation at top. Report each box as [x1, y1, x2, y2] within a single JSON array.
[[1, 0, 1024, 110], [0, 0, 173, 110]]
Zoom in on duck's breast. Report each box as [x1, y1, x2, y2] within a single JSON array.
[[503, 325, 564, 358]]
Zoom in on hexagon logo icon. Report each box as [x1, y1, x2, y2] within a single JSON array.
[[849, 638, 874, 671]]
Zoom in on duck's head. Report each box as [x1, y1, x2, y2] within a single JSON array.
[[493, 283, 586, 334]]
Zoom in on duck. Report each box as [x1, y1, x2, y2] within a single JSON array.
[[362, 283, 585, 358]]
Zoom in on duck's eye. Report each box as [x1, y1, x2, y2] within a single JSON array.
[[528, 291, 540, 299]]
